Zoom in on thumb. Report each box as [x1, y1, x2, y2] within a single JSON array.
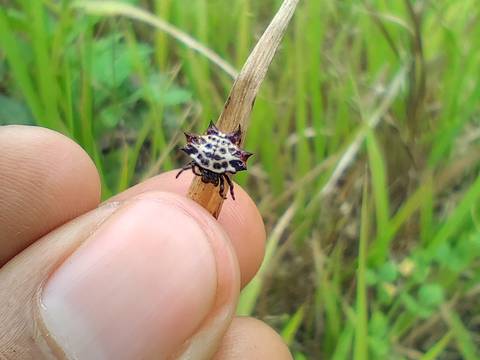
[[0, 192, 240, 359]]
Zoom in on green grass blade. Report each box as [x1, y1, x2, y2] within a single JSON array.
[[442, 307, 479, 360], [0, 8, 43, 123], [419, 331, 453, 360], [354, 174, 369, 360], [366, 130, 390, 237], [369, 181, 430, 265], [25, 1, 64, 131], [428, 174, 480, 252], [332, 325, 354, 360], [281, 304, 305, 346]]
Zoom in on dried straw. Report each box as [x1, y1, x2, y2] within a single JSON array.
[[187, 0, 300, 218]]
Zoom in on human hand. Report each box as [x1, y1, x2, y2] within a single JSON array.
[[0, 126, 292, 359]]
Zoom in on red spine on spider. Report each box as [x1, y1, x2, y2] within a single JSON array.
[[176, 121, 253, 200]]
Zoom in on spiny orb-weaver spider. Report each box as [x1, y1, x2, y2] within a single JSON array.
[[176, 121, 253, 200]]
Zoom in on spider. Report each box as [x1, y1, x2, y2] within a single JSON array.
[[176, 122, 252, 200]]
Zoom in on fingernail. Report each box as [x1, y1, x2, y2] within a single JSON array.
[[40, 195, 218, 359]]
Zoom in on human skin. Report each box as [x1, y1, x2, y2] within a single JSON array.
[[0, 125, 292, 360]]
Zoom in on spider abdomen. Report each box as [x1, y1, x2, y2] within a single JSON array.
[[176, 122, 253, 200]]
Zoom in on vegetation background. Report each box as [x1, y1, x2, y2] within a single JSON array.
[[1, 0, 480, 358]]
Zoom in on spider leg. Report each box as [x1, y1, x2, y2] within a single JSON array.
[[219, 175, 227, 199], [192, 164, 202, 177], [176, 161, 194, 178], [224, 174, 235, 200]]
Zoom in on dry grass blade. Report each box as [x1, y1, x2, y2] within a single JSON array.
[[237, 203, 298, 315], [187, 0, 300, 218], [72, 1, 238, 78], [318, 66, 407, 200]]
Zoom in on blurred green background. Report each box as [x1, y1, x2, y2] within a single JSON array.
[[1, 0, 480, 358]]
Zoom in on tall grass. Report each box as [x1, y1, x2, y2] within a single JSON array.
[[1, 0, 479, 358]]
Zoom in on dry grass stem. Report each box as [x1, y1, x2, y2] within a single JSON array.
[[318, 66, 407, 200], [73, 1, 238, 78], [187, 0, 300, 218]]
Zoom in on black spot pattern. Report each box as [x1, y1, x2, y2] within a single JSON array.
[[183, 146, 198, 154], [178, 125, 253, 200], [229, 160, 245, 171]]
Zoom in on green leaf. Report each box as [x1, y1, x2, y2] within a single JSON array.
[[99, 103, 126, 128], [377, 283, 395, 305], [369, 311, 388, 337], [418, 284, 444, 309], [132, 73, 192, 106], [368, 337, 390, 358], [91, 35, 151, 90], [377, 261, 398, 282], [401, 293, 432, 319], [433, 243, 452, 265], [411, 255, 431, 283], [453, 231, 480, 270]]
